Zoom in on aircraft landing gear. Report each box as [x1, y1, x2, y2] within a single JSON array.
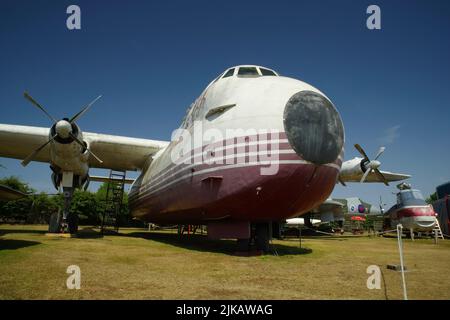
[[47, 187, 77, 234], [304, 214, 314, 229], [67, 211, 79, 234], [235, 223, 271, 255], [254, 223, 270, 253], [60, 186, 81, 234], [410, 228, 415, 241], [47, 172, 79, 235], [48, 209, 63, 233], [61, 186, 74, 233]]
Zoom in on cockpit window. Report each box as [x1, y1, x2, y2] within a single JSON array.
[[222, 68, 235, 78], [237, 67, 259, 76], [260, 68, 277, 76], [398, 190, 427, 206], [401, 190, 425, 201]]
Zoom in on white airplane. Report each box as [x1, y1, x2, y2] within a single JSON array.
[[0, 65, 410, 252], [285, 197, 378, 234], [285, 217, 322, 227], [299, 197, 382, 230]]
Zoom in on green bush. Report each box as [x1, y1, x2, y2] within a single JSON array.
[[0, 177, 133, 226]]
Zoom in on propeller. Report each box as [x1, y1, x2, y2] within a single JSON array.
[[21, 92, 103, 167], [354, 144, 389, 186]]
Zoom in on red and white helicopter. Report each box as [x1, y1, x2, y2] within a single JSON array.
[[0, 65, 410, 251], [383, 183, 437, 237]]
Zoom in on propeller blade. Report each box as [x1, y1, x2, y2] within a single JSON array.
[[21, 135, 57, 167], [374, 146, 385, 160], [69, 133, 103, 164], [354, 144, 369, 161], [69, 95, 102, 123], [24, 92, 57, 123], [374, 168, 389, 186], [360, 168, 371, 183]]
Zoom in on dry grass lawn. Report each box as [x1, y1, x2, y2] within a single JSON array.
[[0, 224, 449, 300]]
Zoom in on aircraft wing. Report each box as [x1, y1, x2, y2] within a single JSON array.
[[0, 184, 28, 201], [0, 125, 50, 164], [306, 199, 345, 223], [0, 124, 169, 171], [89, 175, 135, 184], [311, 198, 344, 214], [83, 132, 168, 171], [340, 170, 411, 184]]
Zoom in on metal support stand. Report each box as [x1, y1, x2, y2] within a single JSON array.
[[397, 224, 408, 300]]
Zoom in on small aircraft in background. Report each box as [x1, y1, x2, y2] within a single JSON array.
[[287, 197, 381, 231], [285, 217, 322, 227], [383, 183, 437, 236]]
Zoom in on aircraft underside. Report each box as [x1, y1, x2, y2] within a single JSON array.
[[129, 148, 341, 251]]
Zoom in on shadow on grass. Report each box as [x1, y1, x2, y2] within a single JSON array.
[[0, 228, 47, 236], [0, 239, 41, 250], [0, 226, 107, 239], [75, 227, 105, 239], [125, 231, 313, 256]]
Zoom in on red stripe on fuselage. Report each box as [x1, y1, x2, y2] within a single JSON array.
[[396, 207, 435, 218], [128, 133, 343, 223]]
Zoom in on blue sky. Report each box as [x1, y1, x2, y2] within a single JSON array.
[[1, 0, 449, 209]]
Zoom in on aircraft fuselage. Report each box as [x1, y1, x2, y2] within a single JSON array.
[[128, 65, 345, 229]]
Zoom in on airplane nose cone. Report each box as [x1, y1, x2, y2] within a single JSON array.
[[370, 160, 381, 169], [55, 120, 72, 139], [283, 90, 344, 164]]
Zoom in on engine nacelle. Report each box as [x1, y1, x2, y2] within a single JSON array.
[[339, 157, 365, 181], [47, 122, 91, 190], [49, 122, 90, 177]]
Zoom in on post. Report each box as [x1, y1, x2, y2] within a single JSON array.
[[434, 229, 438, 245], [299, 226, 302, 249], [397, 224, 408, 300]]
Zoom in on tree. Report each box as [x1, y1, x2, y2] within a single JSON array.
[[0, 176, 34, 194], [26, 193, 59, 224], [0, 176, 35, 222], [426, 192, 437, 204], [0, 177, 136, 227], [69, 190, 101, 225]]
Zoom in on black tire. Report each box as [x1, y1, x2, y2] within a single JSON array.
[[255, 223, 270, 252], [67, 213, 79, 234], [236, 238, 250, 252], [48, 211, 62, 233]]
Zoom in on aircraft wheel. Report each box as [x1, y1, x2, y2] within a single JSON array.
[[67, 213, 79, 234], [48, 210, 62, 233], [304, 215, 313, 228], [236, 238, 250, 252], [255, 223, 270, 253]]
